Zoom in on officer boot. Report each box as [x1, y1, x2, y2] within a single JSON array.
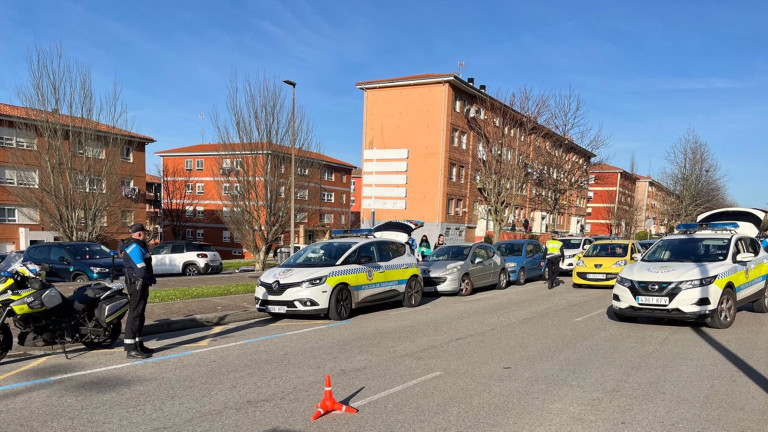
[[125, 341, 149, 359], [138, 341, 155, 355]]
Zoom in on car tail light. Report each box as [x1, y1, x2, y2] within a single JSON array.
[[197, 253, 208, 258]]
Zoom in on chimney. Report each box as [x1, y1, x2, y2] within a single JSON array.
[[468, 77, 475, 86], [479, 84, 486, 93]]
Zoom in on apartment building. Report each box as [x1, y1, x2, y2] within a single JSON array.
[[635, 175, 674, 235], [145, 173, 163, 243], [0, 102, 154, 251], [156, 143, 355, 259], [355, 73, 593, 242], [586, 164, 638, 236], [350, 168, 362, 229]]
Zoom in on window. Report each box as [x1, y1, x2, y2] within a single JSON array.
[[459, 166, 465, 183], [461, 132, 467, 149], [350, 196, 356, 206], [0, 167, 38, 187], [588, 175, 595, 184], [0, 127, 36, 149], [222, 159, 231, 168], [185, 159, 193, 171], [232, 250, 243, 256], [321, 191, 334, 203], [151, 244, 170, 255], [185, 206, 193, 217], [323, 169, 334, 181], [297, 166, 309, 176], [453, 95, 461, 112], [121, 146, 133, 162], [196, 159, 204, 171], [296, 189, 308, 200], [351, 180, 356, 193], [223, 230, 231, 243], [121, 178, 133, 188], [185, 183, 193, 195], [196, 229, 204, 241], [278, 185, 285, 197], [320, 213, 334, 224], [196, 183, 204, 195], [451, 128, 458, 147], [447, 198, 454, 216], [0, 207, 17, 223], [75, 140, 104, 158], [341, 193, 346, 204], [234, 159, 243, 169], [222, 207, 230, 218], [185, 229, 193, 240], [296, 212, 307, 222], [233, 233, 241, 243], [196, 206, 204, 218], [587, 191, 594, 200], [341, 173, 347, 183], [86, 176, 104, 192], [474, 170, 480, 183], [222, 183, 230, 195], [121, 210, 133, 226], [449, 163, 457, 182], [233, 184, 241, 195], [456, 199, 463, 216], [341, 213, 346, 224]]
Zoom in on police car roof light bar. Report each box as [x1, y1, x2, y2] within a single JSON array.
[[330, 228, 375, 238]]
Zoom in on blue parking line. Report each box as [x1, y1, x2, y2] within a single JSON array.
[[0, 320, 351, 393]]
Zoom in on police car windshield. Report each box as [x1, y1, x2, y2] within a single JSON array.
[[584, 243, 628, 258], [561, 239, 582, 249], [642, 238, 730, 263], [426, 245, 470, 262], [280, 242, 355, 267], [495, 243, 523, 257]]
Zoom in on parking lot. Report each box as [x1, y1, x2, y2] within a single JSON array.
[[2, 274, 767, 431]]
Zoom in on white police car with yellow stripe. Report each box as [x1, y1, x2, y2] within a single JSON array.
[[255, 229, 423, 320], [612, 222, 768, 328]]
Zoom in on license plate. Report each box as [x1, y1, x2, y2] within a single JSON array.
[[266, 306, 287, 313], [636, 296, 669, 305], [423, 286, 436, 292], [589, 273, 607, 279]]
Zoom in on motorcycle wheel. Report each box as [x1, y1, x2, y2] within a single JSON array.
[[82, 320, 122, 350], [0, 323, 12, 362]]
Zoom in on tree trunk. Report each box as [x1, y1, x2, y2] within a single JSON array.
[[254, 247, 269, 272]]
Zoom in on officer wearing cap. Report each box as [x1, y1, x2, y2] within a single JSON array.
[[118, 223, 157, 359]]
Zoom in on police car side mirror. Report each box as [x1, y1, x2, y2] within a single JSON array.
[[632, 253, 642, 261], [736, 252, 755, 263], [358, 255, 374, 265]]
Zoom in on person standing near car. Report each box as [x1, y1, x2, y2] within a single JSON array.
[[416, 235, 432, 261], [433, 234, 446, 251], [118, 223, 157, 359], [545, 234, 564, 290]]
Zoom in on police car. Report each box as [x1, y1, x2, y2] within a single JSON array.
[[612, 222, 768, 329], [255, 229, 423, 320]]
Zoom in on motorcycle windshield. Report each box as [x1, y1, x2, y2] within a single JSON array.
[[0, 251, 23, 274]]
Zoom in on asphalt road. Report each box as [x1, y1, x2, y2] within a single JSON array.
[[2, 275, 767, 431]]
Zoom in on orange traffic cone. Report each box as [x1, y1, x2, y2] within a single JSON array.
[[311, 374, 358, 421]]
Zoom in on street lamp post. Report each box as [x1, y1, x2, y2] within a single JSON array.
[[283, 80, 296, 256]]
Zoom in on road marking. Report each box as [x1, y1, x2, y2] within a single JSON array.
[[271, 320, 329, 326], [0, 357, 49, 381], [0, 320, 350, 393], [389, 305, 430, 315], [351, 372, 443, 408], [574, 310, 604, 321]]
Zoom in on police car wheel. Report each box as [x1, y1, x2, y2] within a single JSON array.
[[516, 268, 526, 286], [708, 289, 736, 329], [403, 277, 423, 308], [328, 285, 352, 321], [752, 286, 768, 313], [497, 269, 508, 290], [458, 275, 473, 296]]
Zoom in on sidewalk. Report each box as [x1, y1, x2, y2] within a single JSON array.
[[143, 293, 267, 335]]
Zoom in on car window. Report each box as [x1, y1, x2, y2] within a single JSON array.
[[357, 242, 379, 263], [50, 246, 69, 261], [170, 244, 186, 254], [378, 241, 405, 262], [197, 244, 215, 252], [185, 243, 199, 252], [643, 238, 730, 263], [533, 243, 543, 255], [471, 247, 488, 262], [152, 244, 170, 255], [747, 238, 760, 255], [496, 243, 523, 257], [27, 246, 48, 260], [426, 245, 470, 262], [561, 239, 582, 249], [525, 243, 534, 258], [482, 245, 495, 258]]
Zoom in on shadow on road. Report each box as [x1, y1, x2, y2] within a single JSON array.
[[339, 386, 365, 406], [692, 326, 768, 394]]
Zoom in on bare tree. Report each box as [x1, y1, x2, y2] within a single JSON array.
[[10, 43, 138, 242], [159, 164, 200, 240], [211, 73, 321, 270], [659, 128, 729, 223]]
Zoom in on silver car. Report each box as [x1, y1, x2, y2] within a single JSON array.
[[419, 242, 507, 296]]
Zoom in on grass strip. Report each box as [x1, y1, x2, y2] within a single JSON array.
[[148, 282, 255, 304], [221, 259, 278, 271]]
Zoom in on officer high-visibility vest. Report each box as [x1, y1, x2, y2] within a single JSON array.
[[546, 239, 563, 254]]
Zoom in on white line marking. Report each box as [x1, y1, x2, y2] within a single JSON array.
[[351, 372, 443, 407], [574, 310, 604, 321]]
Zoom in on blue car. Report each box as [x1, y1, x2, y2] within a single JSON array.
[[23, 242, 124, 282], [493, 240, 546, 285]]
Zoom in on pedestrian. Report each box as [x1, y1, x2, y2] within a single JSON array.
[[511, 220, 516, 232], [118, 223, 157, 359], [433, 234, 446, 250], [523, 218, 530, 233], [416, 235, 432, 261], [761, 230, 768, 251], [407, 236, 417, 255]]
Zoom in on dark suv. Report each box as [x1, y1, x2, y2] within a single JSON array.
[[23, 242, 124, 282]]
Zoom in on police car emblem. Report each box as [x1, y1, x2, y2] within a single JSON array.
[[366, 268, 374, 281], [647, 266, 678, 274], [275, 269, 295, 279]]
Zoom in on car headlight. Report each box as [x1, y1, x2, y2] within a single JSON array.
[[442, 264, 462, 275], [611, 260, 627, 268], [575, 259, 585, 267], [677, 276, 716, 290], [566, 253, 577, 259], [616, 275, 632, 287], [89, 267, 109, 273], [301, 276, 327, 288], [506, 262, 517, 268]]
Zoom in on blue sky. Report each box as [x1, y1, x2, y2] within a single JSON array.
[[1, 0, 765, 207]]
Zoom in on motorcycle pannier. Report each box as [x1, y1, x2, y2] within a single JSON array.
[[97, 295, 129, 327]]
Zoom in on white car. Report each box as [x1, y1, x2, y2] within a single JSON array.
[[558, 237, 595, 271], [150, 241, 223, 276], [255, 230, 423, 320], [612, 222, 768, 328]]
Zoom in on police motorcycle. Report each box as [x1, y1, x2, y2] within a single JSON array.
[[0, 251, 129, 362]]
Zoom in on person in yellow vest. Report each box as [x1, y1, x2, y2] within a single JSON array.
[[545, 234, 564, 290]]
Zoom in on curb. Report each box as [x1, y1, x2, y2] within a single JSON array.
[[143, 309, 269, 336]]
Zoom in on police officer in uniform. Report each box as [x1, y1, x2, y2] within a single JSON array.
[[545, 234, 564, 290], [118, 223, 157, 359]]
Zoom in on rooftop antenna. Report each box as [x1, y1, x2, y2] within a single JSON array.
[[199, 112, 205, 144], [457, 61, 465, 77]]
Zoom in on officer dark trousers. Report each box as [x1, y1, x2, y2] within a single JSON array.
[[124, 280, 149, 350], [547, 257, 558, 290]]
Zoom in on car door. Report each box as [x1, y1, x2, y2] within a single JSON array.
[[351, 241, 386, 304], [530, 242, 546, 277], [734, 237, 762, 300], [169, 244, 186, 273], [481, 245, 501, 283], [49, 245, 75, 282], [150, 244, 171, 274], [469, 246, 491, 285], [377, 241, 409, 292]]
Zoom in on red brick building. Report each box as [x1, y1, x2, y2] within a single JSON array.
[[635, 175, 674, 235], [156, 144, 355, 259], [0, 102, 154, 251], [586, 163, 637, 236]]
